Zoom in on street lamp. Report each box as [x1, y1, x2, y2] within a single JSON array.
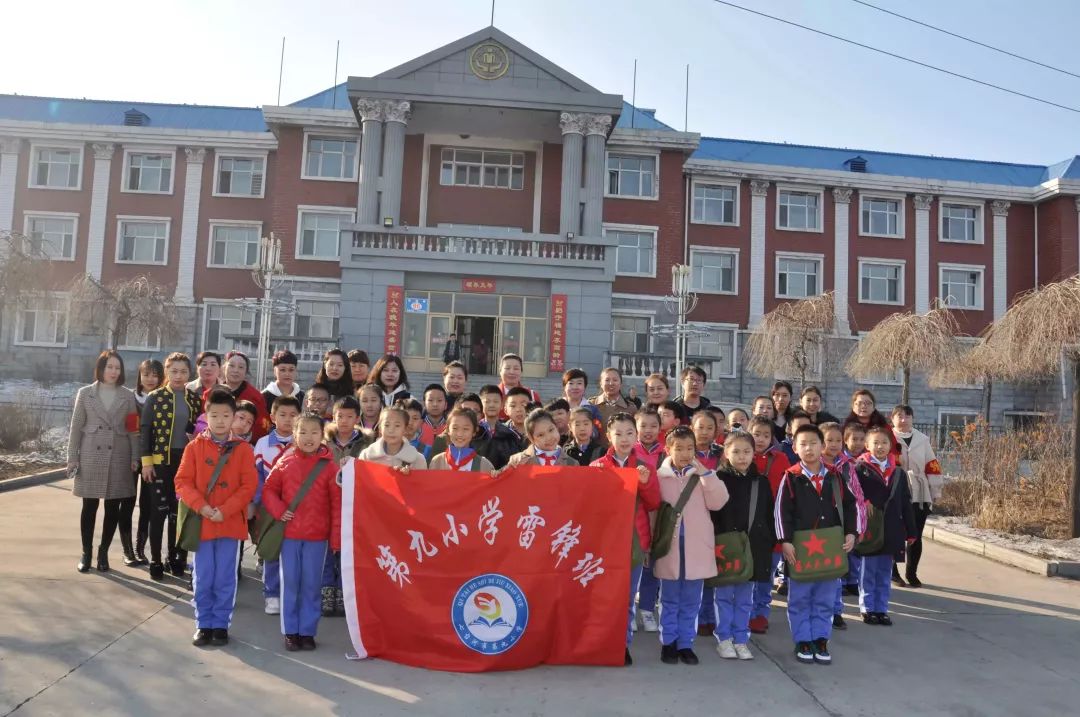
[[250, 233, 286, 388], [663, 264, 700, 382]]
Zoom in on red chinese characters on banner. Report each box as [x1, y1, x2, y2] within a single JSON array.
[[384, 286, 404, 355], [549, 294, 567, 372], [462, 278, 496, 293]]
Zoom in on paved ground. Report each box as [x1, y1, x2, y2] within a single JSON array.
[[1, 478, 1077, 717]]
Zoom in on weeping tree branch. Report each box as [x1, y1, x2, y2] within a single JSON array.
[[68, 274, 185, 349], [745, 292, 835, 390]]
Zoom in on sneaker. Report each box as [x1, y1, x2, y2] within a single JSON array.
[[697, 622, 715, 637], [264, 597, 281, 615], [715, 639, 738, 659], [149, 562, 165, 581], [639, 610, 659, 633], [624, 648, 633, 666], [844, 584, 860, 597], [813, 639, 831, 664], [300, 635, 317, 651], [677, 648, 699, 665], [211, 629, 228, 647], [877, 612, 893, 626], [192, 628, 212, 647], [749, 616, 768, 634], [906, 575, 923, 588], [862, 612, 880, 625], [776, 581, 788, 596], [660, 642, 679, 664], [334, 587, 346, 617], [794, 642, 814, 664], [284, 634, 302, 652], [832, 614, 847, 630], [734, 643, 754, 661], [321, 587, 336, 617]]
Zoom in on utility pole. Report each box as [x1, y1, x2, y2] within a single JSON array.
[[250, 233, 286, 388], [664, 264, 700, 382]]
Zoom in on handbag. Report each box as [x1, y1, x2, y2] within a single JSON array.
[[855, 466, 903, 556], [787, 474, 849, 583], [176, 444, 235, 553], [251, 458, 330, 561], [705, 479, 759, 587], [650, 469, 700, 562]]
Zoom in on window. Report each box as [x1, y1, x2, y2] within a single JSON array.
[[940, 265, 984, 310], [777, 189, 821, 231], [776, 254, 822, 298], [303, 135, 358, 180], [685, 325, 736, 377], [124, 151, 173, 193], [1004, 411, 1054, 431], [209, 223, 260, 268], [439, 149, 524, 190], [606, 227, 656, 276], [116, 219, 168, 264], [116, 323, 161, 351], [295, 300, 340, 340], [297, 210, 352, 259], [692, 183, 737, 224], [937, 410, 980, 449], [30, 145, 81, 189], [859, 260, 904, 305], [860, 195, 903, 237], [15, 295, 68, 347], [690, 249, 737, 293], [606, 153, 656, 198], [24, 213, 76, 260], [940, 202, 982, 243], [204, 304, 256, 352], [611, 315, 651, 353], [215, 154, 265, 197]]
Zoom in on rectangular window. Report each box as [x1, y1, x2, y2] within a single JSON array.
[[116, 323, 161, 351], [295, 300, 340, 340], [31, 146, 81, 189], [125, 152, 172, 193], [611, 315, 651, 353], [204, 304, 256, 352], [606, 153, 656, 198], [859, 261, 903, 304], [298, 210, 351, 259], [117, 219, 168, 264], [304, 135, 358, 180], [692, 183, 736, 224], [940, 266, 984, 309], [209, 224, 260, 268], [860, 196, 902, 237], [15, 295, 68, 347], [608, 228, 656, 276], [25, 214, 76, 260], [690, 250, 736, 293], [778, 190, 820, 230], [937, 410, 980, 449], [685, 326, 736, 377], [216, 155, 265, 197], [941, 203, 980, 242], [439, 148, 524, 190], [777, 255, 821, 298]]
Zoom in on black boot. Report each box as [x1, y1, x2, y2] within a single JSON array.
[[135, 527, 148, 564], [77, 550, 92, 573], [96, 547, 110, 572], [120, 532, 141, 567]]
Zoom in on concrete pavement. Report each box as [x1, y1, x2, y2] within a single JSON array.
[[2, 478, 1077, 717]]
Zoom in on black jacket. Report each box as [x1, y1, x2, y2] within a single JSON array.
[[774, 465, 858, 543], [713, 466, 776, 583], [855, 460, 917, 556], [810, 410, 840, 426], [674, 395, 712, 419], [442, 341, 460, 363], [565, 441, 606, 467], [477, 421, 524, 470]]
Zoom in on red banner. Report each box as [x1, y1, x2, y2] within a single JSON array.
[[549, 294, 567, 372], [340, 462, 636, 671], [384, 285, 404, 355], [462, 277, 496, 293]]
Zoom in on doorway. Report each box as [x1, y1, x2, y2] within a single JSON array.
[[457, 316, 496, 375]]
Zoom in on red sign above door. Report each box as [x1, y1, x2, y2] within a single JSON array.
[[462, 278, 496, 293]]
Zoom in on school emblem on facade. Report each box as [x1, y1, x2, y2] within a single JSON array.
[[469, 42, 511, 80], [451, 573, 528, 654]]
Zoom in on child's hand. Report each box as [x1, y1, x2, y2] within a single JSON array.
[[246, 503, 256, 521], [395, 464, 411, 475], [636, 464, 650, 485], [199, 505, 216, 519], [843, 534, 856, 552], [210, 507, 225, 523], [782, 542, 796, 564], [281, 510, 295, 522]]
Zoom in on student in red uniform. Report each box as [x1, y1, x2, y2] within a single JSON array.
[[632, 406, 665, 634], [821, 421, 868, 630], [747, 415, 791, 632]]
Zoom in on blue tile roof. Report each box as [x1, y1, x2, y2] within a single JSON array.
[[0, 94, 267, 132], [616, 102, 674, 131], [289, 83, 349, 110]]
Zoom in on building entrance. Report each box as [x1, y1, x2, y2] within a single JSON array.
[[456, 316, 496, 375]]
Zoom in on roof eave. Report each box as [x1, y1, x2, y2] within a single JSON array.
[[262, 106, 358, 130], [609, 127, 700, 153], [0, 119, 277, 149]]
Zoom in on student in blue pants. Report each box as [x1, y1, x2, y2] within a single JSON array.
[[253, 397, 300, 615]]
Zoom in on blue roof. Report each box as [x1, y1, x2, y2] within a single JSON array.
[[616, 102, 673, 131], [0, 94, 267, 132], [289, 83, 349, 110]]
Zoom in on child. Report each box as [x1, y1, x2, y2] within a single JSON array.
[[840, 422, 869, 595], [261, 413, 341, 651], [322, 396, 370, 617], [631, 407, 665, 633], [356, 383, 383, 435], [503, 387, 532, 443], [129, 358, 163, 566], [420, 384, 449, 446], [691, 411, 722, 471], [855, 426, 916, 626], [457, 393, 483, 416], [726, 408, 749, 433], [654, 426, 729, 665], [709, 430, 774, 660], [357, 406, 428, 471], [565, 406, 605, 466], [658, 401, 683, 439], [706, 405, 727, 448], [747, 415, 792, 631], [304, 384, 332, 420], [231, 400, 258, 443], [398, 398, 433, 462], [890, 405, 941, 588], [504, 409, 579, 468], [820, 421, 867, 629], [428, 407, 496, 472], [779, 410, 814, 464], [544, 398, 573, 445], [775, 425, 857, 665], [174, 388, 257, 647], [476, 385, 523, 470], [588, 412, 661, 666], [254, 395, 301, 616]]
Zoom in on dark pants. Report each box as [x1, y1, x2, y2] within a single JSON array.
[[80, 498, 122, 554], [905, 503, 932, 579], [148, 450, 186, 567], [119, 469, 151, 552]]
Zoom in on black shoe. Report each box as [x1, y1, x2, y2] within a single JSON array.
[[660, 642, 679, 664], [77, 552, 92, 573], [794, 641, 814, 664], [813, 639, 831, 664], [891, 570, 907, 588], [211, 629, 228, 646], [832, 614, 847, 630], [120, 534, 140, 567], [299, 635, 317, 651], [624, 648, 633, 666], [777, 581, 788, 596], [96, 548, 110, 572], [862, 612, 880, 625], [877, 612, 893, 626], [134, 547, 149, 565], [149, 562, 165, 581], [844, 584, 860, 596], [321, 587, 336, 617], [677, 648, 699, 665], [334, 587, 346, 617], [906, 574, 923, 588], [169, 558, 186, 577], [192, 629, 212, 647], [284, 634, 302, 652]]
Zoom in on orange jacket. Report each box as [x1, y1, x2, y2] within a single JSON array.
[[174, 433, 258, 541]]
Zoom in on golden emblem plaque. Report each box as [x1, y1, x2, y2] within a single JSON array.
[[469, 42, 510, 80]]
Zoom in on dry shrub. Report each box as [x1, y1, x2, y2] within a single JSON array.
[[0, 404, 46, 450], [937, 421, 1071, 539]]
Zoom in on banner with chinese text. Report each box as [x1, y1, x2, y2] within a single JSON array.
[[340, 462, 636, 671], [384, 286, 404, 355], [548, 294, 567, 372]]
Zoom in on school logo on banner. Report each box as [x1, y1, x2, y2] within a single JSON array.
[[452, 573, 529, 655]]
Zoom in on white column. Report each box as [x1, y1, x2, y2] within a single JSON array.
[[914, 194, 933, 313], [380, 100, 411, 226], [559, 112, 586, 236], [749, 180, 770, 326], [85, 143, 115, 281], [355, 98, 385, 225], [991, 200, 1010, 319], [0, 137, 21, 235], [175, 148, 206, 303], [832, 188, 852, 335], [581, 114, 612, 237]]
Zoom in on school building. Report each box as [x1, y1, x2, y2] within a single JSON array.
[[1, 26, 1078, 426]]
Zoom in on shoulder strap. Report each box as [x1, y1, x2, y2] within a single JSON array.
[[831, 473, 844, 534], [205, 443, 236, 498], [673, 470, 700, 514], [886, 467, 903, 503], [287, 458, 331, 513], [765, 453, 775, 477], [747, 478, 759, 531]]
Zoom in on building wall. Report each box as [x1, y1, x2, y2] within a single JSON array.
[[424, 144, 536, 230], [685, 178, 750, 328]]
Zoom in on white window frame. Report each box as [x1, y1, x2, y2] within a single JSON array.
[[201, 301, 258, 353], [604, 149, 660, 201], [690, 180, 739, 226], [938, 198, 985, 245], [27, 142, 83, 191], [13, 292, 69, 347], [939, 263, 985, 311], [212, 150, 267, 198], [295, 206, 356, 261], [22, 211, 78, 261], [207, 220, 263, 269], [775, 185, 824, 233], [859, 192, 906, 238], [610, 310, 655, 354], [292, 292, 342, 341], [438, 148, 525, 190], [115, 216, 171, 266], [121, 147, 176, 195], [689, 246, 739, 295], [301, 131, 360, 182], [604, 222, 658, 278], [775, 251, 824, 299], [857, 258, 906, 306], [685, 322, 739, 378]]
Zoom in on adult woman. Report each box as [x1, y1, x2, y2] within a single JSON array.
[[497, 353, 540, 404], [799, 386, 839, 425], [67, 350, 140, 573], [442, 360, 468, 407], [185, 351, 221, 395], [844, 389, 892, 432], [891, 406, 940, 588], [348, 349, 370, 385], [315, 348, 354, 402], [368, 354, 411, 407], [770, 381, 794, 442], [222, 350, 269, 440], [643, 373, 671, 409]]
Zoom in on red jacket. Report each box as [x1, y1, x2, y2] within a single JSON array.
[[590, 449, 662, 552], [632, 441, 665, 471], [754, 448, 792, 498], [262, 444, 343, 550], [174, 433, 258, 541]]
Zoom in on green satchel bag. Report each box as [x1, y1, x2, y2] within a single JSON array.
[[705, 479, 759, 587], [787, 474, 849, 583], [650, 470, 700, 562], [855, 467, 903, 556], [251, 458, 330, 561], [176, 444, 236, 553]]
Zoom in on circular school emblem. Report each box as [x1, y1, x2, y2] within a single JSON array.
[[469, 42, 510, 80], [451, 573, 528, 655]]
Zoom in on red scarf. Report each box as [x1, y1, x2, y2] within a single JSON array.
[[444, 446, 476, 471], [857, 452, 897, 485]]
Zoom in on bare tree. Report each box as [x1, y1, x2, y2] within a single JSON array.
[[69, 274, 185, 349], [846, 303, 961, 405], [745, 292, 835, 391], [932, 333, 1007, 422], [0, 231, 57, 335]]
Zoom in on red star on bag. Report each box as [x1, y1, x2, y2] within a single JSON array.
[[714, 544, 727, 560], [802, 532, 826, 557]]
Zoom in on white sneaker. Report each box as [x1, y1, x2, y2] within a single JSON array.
[[631, 615, 638, 632], [639, 610, 658, 633], [264, 597, 280, 615], [716, 638, 738, 659], [734, 643, 754, 660]]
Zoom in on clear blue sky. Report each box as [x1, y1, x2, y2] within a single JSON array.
[[7, 0, 1080, 165]]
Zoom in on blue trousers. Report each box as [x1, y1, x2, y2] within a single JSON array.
[[845, 553, 864, 586], [859, 554, 893, 614], [627, 564, 643, 648], [638, 561, 659, 614], [752, 552, 783, 619], [787, 578, 834, 644], [321, 549, 341, 589], [263, 558, 280, 598], [192, 538, 241, 630], [658, 534, 704, 650], [279, 538, 328, 636], [833, 578, 847, 615], [698, 586, 715, 624], [713, 581, 755, 644]]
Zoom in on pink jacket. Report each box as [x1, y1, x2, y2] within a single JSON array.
[[651, 458, 730, 581]]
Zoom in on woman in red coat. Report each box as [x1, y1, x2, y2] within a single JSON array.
[[222, 351, 270, 441]]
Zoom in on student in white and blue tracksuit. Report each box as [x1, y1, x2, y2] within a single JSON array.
[[253, 397, 301, 614]]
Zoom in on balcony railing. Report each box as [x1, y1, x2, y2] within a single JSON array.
[[224, 335, 338, 379], [604, 351, 732, 383]]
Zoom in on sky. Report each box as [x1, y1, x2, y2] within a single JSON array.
[[6, 0, 1080, 165]]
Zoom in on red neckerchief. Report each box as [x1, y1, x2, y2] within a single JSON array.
[[360, 415, 379, 431], [425, 415, 447, 434], [857, 452, 896, 485], [535, 447, 561, 465], [444, 445, 476, 471]]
